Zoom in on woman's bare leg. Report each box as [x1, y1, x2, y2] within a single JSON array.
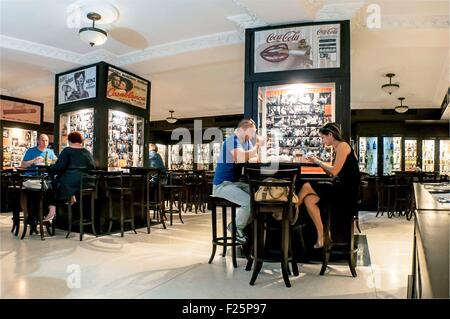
[[297, 183, 324, 247], [304, 194, 323, 247]]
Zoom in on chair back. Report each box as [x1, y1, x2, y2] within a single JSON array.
[[245, 167, 299, 218]]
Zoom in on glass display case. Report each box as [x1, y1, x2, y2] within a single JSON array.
[[439, 140, 450, 175], [257, 82, 335, 173], [168, 144, 182, 170], [107, 110, 144, 170], [383, 137, 402, 175], [404, 139, 418, 171], [156, 143, 167, 167], [196, 143, 210, 170], [59, 108, 94, 154], [2, 127, 37, 168], [358, 136, 378, 176], [422, 140, 435, 172], [182, 144, 194, 170]]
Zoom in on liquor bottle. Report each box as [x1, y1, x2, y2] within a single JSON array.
[[44, 151, 48, 166]]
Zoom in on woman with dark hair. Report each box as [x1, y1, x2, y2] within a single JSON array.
[[44, 131, 95, 221], [297, 122, 360, 248]]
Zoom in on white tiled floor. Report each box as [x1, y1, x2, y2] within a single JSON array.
[[0, 210, 413, 299]]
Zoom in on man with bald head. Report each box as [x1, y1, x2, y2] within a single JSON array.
[[21, 134, 57, 173]]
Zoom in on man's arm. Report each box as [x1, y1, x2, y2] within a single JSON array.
[[20, 149, 43, 168]]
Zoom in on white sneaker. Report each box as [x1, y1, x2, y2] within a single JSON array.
[[227, 223, 247, 245]]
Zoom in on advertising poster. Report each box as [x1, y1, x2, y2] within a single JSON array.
[[106, 66, 148, 109], [254, 24, 340, 73], [58, 66, 96, 104], [0, 98, 41, 124]]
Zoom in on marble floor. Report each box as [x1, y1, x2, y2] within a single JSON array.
[[0, 210, 413, 299]]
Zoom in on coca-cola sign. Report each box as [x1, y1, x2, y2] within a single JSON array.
[[106, 66, 149, 109], [317, 27, 339, 36], [254, 23, 340, 73], [266, 31, 302, 43]]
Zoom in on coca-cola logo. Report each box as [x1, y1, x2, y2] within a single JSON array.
[[317, 27, 338, 36], [266, 31, 301, 43]]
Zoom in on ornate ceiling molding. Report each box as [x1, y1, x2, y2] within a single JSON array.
[[116, 31, 243, 66], [228, 0, 267, 35], [382, 14, 449, 29], [0, 35, 83, 64], [315, 2, 365, 21]]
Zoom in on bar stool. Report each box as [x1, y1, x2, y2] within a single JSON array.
[[4, 170, 23, 236], [207, 195, 246, 268], [319, 200, 358, 277], [246, 167, 300, 288], [146, 169, 167, 232], [65, 173, 98, 241], [19, 174, 55, 240], [162, 171, 185, 226], [105, 172, 137, 237]]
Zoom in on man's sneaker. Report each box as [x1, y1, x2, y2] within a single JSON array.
[[227, 223, 247, 245]]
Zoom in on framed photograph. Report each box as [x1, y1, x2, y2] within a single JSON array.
[[254, 23, 340, 73], [1, 96, 42, 124], [106, 66, 149, 109], [57, 66, 96, 104]]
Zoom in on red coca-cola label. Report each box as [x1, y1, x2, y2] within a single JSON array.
[[266, 31, 301, 43], [317, 27, 339, 36]]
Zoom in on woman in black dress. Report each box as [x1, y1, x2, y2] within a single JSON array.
[[297, 123, 360, 248], [44, 132, 95, 221]]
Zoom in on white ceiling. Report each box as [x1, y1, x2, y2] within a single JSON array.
[[0, 0, 448, 122]]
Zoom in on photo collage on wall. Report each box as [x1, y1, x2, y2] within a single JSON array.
[[2, 128, 37, 168], [169, 144, 182, 170], [59, 108, 94, 154], [108, 110, 144, 170], [261, 84, 335, 163]]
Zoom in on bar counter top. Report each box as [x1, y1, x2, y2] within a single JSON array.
[[411, 183, 449, 298]]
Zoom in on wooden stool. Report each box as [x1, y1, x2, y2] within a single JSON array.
[[207, 195, 243, 268], [320, 202, 358, 277]]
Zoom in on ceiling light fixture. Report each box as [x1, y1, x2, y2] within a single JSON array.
[[381, 73, 400, 95], [79, 12, 107, 47], [166, 110, 177, 124], [395, 97, 409, 113]]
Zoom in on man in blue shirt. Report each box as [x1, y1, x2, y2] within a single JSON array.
[[21, 134, 57, 173], [149, 143, 167, 184], [213, 119, 264, 244]]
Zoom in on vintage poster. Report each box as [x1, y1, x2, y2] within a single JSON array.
[[254, 24, 340, 73], [58, 66, 96, 104], [0, 98, 41, 124], [106, 66, 148, 109]]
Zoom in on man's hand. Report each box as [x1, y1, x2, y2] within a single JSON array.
[[256, 135, 266, 147], [33, 156, 44, 164]]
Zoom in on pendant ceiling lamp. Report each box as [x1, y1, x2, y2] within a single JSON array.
[[166, 110, 177, 124], [79, 12, 108, 47], [395, 97, 409, 113], [381, 73, 400, 95]]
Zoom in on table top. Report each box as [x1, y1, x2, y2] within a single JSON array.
[[414, 183, 450, 211], [414, 210, 449, 298]]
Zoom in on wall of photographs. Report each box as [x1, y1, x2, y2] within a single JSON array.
[[59, 108, 94, 154], [2, 127, 37, 168], [258, 82, 335, 164], [108, 110, 144, 170]]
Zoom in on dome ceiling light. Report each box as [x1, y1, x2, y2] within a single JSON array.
[[395, 97, 409, 113], [79, 12, 107, 47], [381, 73, 400, 95], [166, 110, 177, 124]]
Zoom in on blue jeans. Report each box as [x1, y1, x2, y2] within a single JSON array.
[[212, 181, 252, 231]]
